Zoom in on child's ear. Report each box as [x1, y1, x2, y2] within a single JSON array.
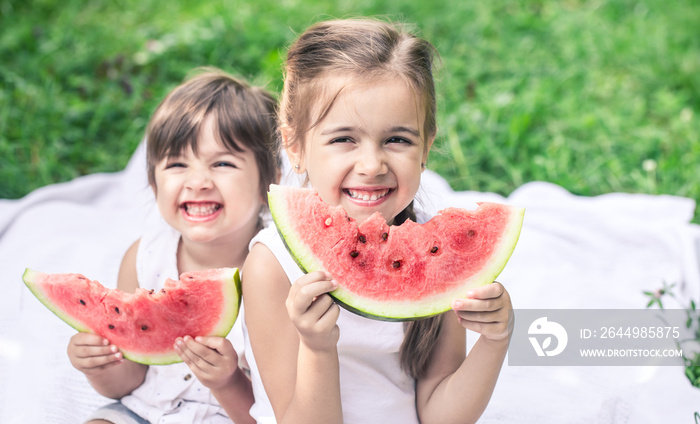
[[282, 125, 305, 174]]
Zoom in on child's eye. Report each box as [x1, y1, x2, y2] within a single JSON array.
[[165, 162, 186, 169], [386, 136, 412, 144], [214, 161, 238, 168], [330, 137, 353, 144]]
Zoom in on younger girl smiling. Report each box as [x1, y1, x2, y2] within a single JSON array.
[[67, 68, 278, 424]]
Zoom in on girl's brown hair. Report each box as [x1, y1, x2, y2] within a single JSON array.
[[146, 67, 279, 203], [280, 18, 438, 155], [280, 18, 442, 379]]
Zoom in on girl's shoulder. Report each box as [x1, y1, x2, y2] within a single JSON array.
[[248, 224, 280, 251], [245, 224, 305, 288]]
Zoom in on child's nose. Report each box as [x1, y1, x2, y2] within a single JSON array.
[[355, 145, 388, 176], [185, 168, 213, 190]]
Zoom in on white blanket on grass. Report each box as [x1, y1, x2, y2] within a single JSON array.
[[1, 143, 699, 423]]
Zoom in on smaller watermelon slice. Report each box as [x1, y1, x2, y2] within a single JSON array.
[[268, 184, 525, 321], [23, 268, 241, 365]]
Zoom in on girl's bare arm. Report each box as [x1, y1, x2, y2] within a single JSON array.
[[242, 243, 342, 424], [416, 283, 512, 424]]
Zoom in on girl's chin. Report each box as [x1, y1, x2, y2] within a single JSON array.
[[343, 205, 396, 225], [180, 230, 221, 244]]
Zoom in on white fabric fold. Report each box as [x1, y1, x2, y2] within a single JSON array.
[[1, 143, 698, 423]]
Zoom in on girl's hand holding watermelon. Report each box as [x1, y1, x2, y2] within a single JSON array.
[[67, 333, 123, 373], [67, 331, 148, 399], [285, 271, 340, 352], [451, 282, 514, 342], [173, 335, 244, 391]]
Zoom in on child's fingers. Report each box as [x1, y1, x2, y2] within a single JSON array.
[[454, 309, 514, 341], [315, 296, 341, 330], [175, 336, 241, 389], [193, 336, 238, 364], [457, 312, 514, 340], [451, 282, 507, 312], [300, 293, 337, 329], [296, 271, 334, 287], [69, 333, 119, 358], [467, 282, 504, 300], [453, 299, 509, 324], [454, 309, 500, 322], [193, 336, 232, 353], [450, 282, 513, 340], [70, 344, 123, 371], [71, 332, 110, 347], [175, 336, 216, 367], [84, 351, 124, 370], [175, 336, 238, 368], [286, 272, 336, 316]]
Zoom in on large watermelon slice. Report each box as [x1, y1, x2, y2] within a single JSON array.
[[268, 184, 524, 321], [22, 267, 241, 365]]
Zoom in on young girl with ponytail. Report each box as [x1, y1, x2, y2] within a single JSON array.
[[242, 18, 513, 424]]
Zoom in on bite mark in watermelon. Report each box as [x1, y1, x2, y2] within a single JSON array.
[[268, 184, 524, 321], [22, 267, 241, 365]]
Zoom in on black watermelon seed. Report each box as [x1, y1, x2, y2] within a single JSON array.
[[430, 246, 438, 253], [392, 261, 401, 268], [350, 250, 359, 258], [141, 325, 149, 331], [382, 232, 388, 241], [114, 307, 120, 314], [359, 235, 366, 243], [108, 324, 115, 329], [468, 230, 476, 237], [79, 299, 86, 305], [149, 289, 155, 294]]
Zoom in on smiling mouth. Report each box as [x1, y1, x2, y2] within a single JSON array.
[[181, 202, 222, 216], [344, 188, 392, 202]]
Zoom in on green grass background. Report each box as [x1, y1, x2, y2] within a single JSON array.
[[2, 0, 699, 221]]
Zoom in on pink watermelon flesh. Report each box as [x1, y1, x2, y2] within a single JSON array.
[[268, 184, 524, 321], [22, 268, 240, 365]]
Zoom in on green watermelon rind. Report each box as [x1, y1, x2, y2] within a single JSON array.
[[269, 184, 525, 321], [268, 184, 325, 274], [22, 267, 242, 365], [23, 268, 93, 333]]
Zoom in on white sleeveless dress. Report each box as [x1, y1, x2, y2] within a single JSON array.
[[120, 223, 245, 424], [242, 225, 420, 424]]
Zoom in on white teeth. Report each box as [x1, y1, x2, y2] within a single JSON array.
[[184, 203, 219, 216], [347, 189, 389, 201]]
